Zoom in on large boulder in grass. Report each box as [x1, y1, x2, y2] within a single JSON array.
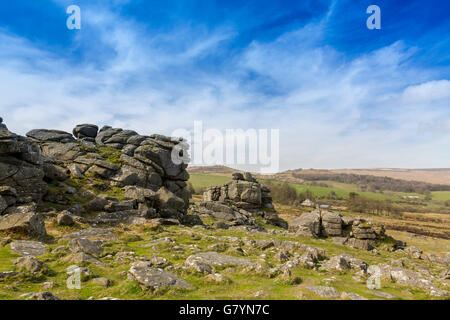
[[0, 206, 46, 237], [68, 238, 104, 256], [185, 252, 261, 270], [289, 211, 321, 237], [10, 240, 48, 256], [128, 261, 190, 290]]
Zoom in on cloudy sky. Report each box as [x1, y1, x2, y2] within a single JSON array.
[[0, 0, 449, 172]]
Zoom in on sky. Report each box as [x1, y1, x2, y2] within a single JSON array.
[[0, 0, 449, 172]]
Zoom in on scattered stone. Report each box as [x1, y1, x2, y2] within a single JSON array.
[[68, 252, 106, 267], [341, 292, 368, 300], [0, 210, 46, 236], [307, 286, 340, 298], [205, 273, 231, 284], [186, 252, 261, 269], [185, 257, 213, 274], [0, 271, 19, 279], [63, 228, 118, 241], [368, 290, 396, 299], [405, 246, 423, 259], [21, 291, 59, 300], [68, 238, 104, 256], [41, 282, 54, 290], [57, 211, 75, 226], [289, 211, 321, 237], [10, 240, 47, 256], [14, 256, 44, 273], [128, 262, 190, 290], [92, 277, 112, 287]]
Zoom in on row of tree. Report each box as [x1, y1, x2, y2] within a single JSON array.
[[292, 172, 450, 194], [346, 192, 401, 216]]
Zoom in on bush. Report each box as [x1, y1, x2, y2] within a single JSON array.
[[346, 193, 401, 216], [264, 182, 298, 205]]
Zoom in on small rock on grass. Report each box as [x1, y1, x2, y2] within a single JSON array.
[[92, 277, 113, 287], [306, 286, 340, 298]]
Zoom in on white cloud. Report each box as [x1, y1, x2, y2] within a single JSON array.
[[0, 4, 449, 171]]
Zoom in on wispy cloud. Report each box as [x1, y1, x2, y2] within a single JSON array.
[[0, 2, 449, 170]]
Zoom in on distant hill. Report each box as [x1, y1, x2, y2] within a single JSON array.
[[332, 168, 450, 185], [187, 165, 240, 175], [188, 166, 450, 185]]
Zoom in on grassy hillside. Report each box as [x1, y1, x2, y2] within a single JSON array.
[[189, 174, 232, 191], [189, 173, 399, 201], [431, 191, 450, 201]]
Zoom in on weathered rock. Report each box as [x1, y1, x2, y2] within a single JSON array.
[[184, 257, 213, 274], [84, 195, 111, 212], [155, 187, 185, 218], [10, 240, 47, 256], [352, 219, 385, 240], [289, 211, 321, 237], [57, 211, 75, 226], [405, 246, 423, 259], [321, 211, 342, 237], [320, 254, 368, 273], [26, 129, 74, 143], [378, 263, 438, 292], [21, 292, 59, 300], [307, 286, 340, 298], [43, 163, 70, 181], [346, 238, 374, 251], [123, 186, 157, 203], [92, 277, 112, 287], [68, 238, 104, 256], [68, 252, 106, 267], [14, 256, 44, 273], [341, 292, 368, 300], [0, 271, 19, 279], [63, 228, 118, 241], [205, 273, 231, 283], [73, 124, 99, 139], [0, 210, 46, 237], [185, 252, 261, 269], [128, 261, 190, 290], [368, 290, 396, 299], [0, 129, 47, 202]]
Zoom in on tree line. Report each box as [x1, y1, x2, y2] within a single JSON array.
[[292, 172, 450, 194]]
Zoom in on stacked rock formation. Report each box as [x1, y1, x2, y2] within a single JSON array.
[[0, 123, 47, 236], [199, 172, 288, 229], [0, 120, 193, 235], [289, 210, 385, 250]]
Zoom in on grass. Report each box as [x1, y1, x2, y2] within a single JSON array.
[[260, 179, 399, 201], [431, 191, 450, 201], [189, 174, 232, 192], [0, 218, 447, 300], [97, 146, 124, 166]]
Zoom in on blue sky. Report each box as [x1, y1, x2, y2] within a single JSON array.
[[0, 0, 449, 171]]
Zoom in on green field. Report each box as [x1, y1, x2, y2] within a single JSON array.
[[431, 191, 450, 201], [189, 174, 401, 201], [259, 180, 400, 201], [189, 174, 232, 191], [189, 173, 450, 205]]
